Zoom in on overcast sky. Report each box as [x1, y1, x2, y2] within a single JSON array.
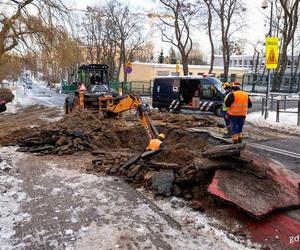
[[70, 0, 269, 58]]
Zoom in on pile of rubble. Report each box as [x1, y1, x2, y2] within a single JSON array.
[[14, 109, 300, 219], [15, 109, 148, 155]]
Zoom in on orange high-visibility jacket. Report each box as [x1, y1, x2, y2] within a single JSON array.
[[227, 91, 249, 116], [146, 139, 162, 150]]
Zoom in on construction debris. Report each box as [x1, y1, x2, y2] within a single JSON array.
[[12, 108, 300, 219], [208, 151, 300, 219]]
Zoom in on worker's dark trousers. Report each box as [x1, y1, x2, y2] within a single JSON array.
[[229, 116, 245, 143]]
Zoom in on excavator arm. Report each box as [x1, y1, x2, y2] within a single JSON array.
[[99, 94, 159, 140]]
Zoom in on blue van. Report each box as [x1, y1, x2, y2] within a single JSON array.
[[152, 76, 225, 116]]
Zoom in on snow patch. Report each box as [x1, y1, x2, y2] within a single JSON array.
[[247, 110, 300, 135], [0, 147, 29, 249]]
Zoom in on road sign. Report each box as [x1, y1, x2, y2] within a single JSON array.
[[125, 66, 132, 74], [266, 37, 279, 69]]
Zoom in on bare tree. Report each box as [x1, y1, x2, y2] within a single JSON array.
[[272, 0, 299, 90], [105, 0, 144, 82], [0, 0, 68, 61], [211, 0, 246, 80], [156, 0, 199, 75], [203, 0, 215, 73]]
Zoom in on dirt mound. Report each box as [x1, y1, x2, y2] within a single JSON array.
[[16, 109, 148, 155], [150, 111, 218, 128], [0, 88, 14, 103]]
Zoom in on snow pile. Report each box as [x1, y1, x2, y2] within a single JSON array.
[[247, 110, 300, 135], [5, 83, 36, 113]]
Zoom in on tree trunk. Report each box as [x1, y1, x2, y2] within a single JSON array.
[[206, 1, 214, 74], [181, 53, 189, 76]]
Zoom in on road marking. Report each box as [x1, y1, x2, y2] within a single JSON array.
[[247, 143, 300, 159], [187, 128, 300, 159]]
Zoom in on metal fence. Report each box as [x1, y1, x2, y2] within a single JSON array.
[[261, 93, 300, 126], [114, 72, 300, 96], [240, 73, 300, 93]]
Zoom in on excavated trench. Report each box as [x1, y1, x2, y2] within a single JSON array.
[[13, 109, 300, 220], [13, 109, 227, 211]]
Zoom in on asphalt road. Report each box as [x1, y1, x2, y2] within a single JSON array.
[[248, 138, 300, 175]]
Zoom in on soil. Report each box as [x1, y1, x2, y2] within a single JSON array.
[[1, 105, 299, 250]]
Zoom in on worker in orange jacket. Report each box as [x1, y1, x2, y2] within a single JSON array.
[[146, 133, 165, 150], [225, 81, 252, 144]]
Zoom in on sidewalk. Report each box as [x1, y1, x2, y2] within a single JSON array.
[[0, 147, 242, 250]]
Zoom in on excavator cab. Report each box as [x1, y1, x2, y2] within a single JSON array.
[[64, 64, 118, 113]]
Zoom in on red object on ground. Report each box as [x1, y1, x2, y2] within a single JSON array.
[[244, 213, 300, 249], [208, 150, 300, 219]]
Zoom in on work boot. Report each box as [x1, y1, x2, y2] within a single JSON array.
[[232, 134, 239, 144], [238, 133, 243, 143]]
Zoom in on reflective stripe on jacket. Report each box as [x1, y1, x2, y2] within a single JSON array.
[[146, 139, 162, 150], [223, 93, 230, 111], [227, 91, 249, 116]]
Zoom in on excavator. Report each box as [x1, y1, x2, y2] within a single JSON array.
[[68, 92, 244, 159], [98, 94, 159, 141]]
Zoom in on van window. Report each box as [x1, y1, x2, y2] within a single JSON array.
[[210, 78, 225, 94], [201, 79, 223, 101]]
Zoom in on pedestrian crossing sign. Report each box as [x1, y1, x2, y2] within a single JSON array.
[[266, 37, 278, 69]]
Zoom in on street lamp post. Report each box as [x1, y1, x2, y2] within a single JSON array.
[[262, 0, 274, 119]]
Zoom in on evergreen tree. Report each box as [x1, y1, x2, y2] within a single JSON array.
[[158, 48, 165, 63], [168, 47, 178, 64]]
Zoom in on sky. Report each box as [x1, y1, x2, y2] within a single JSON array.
[[70, 0, 269, 58]]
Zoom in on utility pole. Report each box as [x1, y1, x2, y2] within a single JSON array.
[[261, 0, 274, 119]]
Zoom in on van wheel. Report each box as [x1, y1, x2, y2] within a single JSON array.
[[214, 105, 223, 117]]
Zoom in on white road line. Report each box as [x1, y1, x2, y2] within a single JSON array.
[[187, 128, 300, 159], [247, 143, 300, 159]]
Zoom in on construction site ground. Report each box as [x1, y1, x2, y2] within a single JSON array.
[[1, 104, 300, 250]]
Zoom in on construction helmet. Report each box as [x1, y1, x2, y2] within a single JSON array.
[[222, 82, 231, 89], [232, 80, 241, 86], [158, 133, 165, 140], [231, 80, 241, 89]]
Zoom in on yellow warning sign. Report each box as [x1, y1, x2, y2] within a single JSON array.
[[266, 37, 278, 69]]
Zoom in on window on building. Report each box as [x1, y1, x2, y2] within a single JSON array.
[[239, 60, 243, 67], [229, 60, 232, 66], [234, 60, 237, 66], [250, 60, 253, 66], [244, 60, 248, 67]]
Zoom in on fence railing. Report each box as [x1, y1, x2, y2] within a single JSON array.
[[261, 93, 300, 126]]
